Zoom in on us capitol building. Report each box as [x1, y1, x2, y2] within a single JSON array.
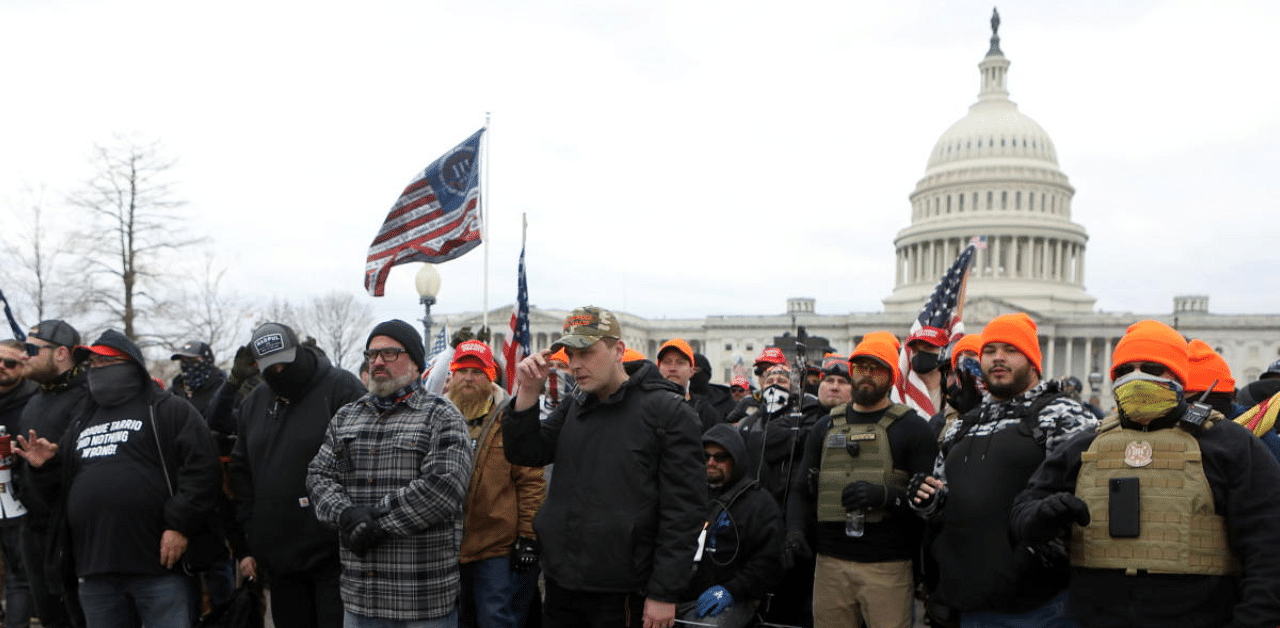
[[444, 15, 1280, 399]]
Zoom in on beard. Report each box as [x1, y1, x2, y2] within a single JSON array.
[[367, 370, 417, 398], [985, 363, 1035, 399], [447, 381, 493, 420], [851, 377, 892, 406]]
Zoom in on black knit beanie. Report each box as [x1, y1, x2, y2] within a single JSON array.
[[367, 320, 425, 371]]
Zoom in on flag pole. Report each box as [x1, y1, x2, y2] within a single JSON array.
[[481, 112, 492, 333]]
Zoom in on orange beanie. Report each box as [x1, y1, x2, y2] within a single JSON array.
[[850, 331, 902, 385], [950, 334, 984, 370], [1185, 339, 1234, 393], [980, 313, 1042, 373], [1110, 320, 1189, 385], [622, 348, 647, 363]]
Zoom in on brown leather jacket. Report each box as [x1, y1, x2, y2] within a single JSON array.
[[459, 384, 546, 563]]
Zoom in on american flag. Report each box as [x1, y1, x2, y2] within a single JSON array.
[[502, 244, 531, 394], [426, 324, 450, 363], [364, 128, 485, 297], [894, 241, 978, 416]]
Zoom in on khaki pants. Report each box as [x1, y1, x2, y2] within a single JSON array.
[[812, 554, 912, 628]]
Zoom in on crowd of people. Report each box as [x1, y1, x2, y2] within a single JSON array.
[[0, 306, 1278, 628]]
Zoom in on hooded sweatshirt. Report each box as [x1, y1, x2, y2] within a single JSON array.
[[685, 424, 783, 602]]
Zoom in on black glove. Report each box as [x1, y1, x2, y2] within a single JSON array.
[[511, 537, 539, 573], [230, 345, 259, 385], [782, 530, 812, 571], [339, 506, 385, 557], [805, 467, 820, 497], [907, 473, 945, 512], [1020, 492, 1090, 545], [841, 481, 887, 511]]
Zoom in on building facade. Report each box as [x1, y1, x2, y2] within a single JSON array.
[[442, 14, 1280, 403]]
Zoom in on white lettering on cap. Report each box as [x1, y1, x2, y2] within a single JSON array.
[[254, 333, 285, 356]]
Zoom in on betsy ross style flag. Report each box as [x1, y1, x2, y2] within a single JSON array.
[[503, 243, 531, 394], [365, 129, 485, 297], [894, 239, 980, 416]]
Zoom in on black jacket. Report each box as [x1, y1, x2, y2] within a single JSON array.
[[737, 394, 824, 508], [686, 424, 783, 602], [1011, 411, 1280, 628], [503, 360, 706, 602], [0, 379, 37, 518], [227, 350, 365, 575], [18, 366, 91, 526]]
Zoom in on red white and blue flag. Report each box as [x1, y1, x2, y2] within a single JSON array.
[[894, 239, 979, 416], [365, 129, 485, 297], [502, 244, 531, 394]]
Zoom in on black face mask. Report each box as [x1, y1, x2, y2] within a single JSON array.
[[262, 349, 317, 401], [911, 352, 940, 374], [88, 363, 145, 407]]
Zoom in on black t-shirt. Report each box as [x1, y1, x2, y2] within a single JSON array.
[[66, 398, 171, 577]]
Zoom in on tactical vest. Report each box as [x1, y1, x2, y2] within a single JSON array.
[[1070, 416, 1240, 576], [816, 403, 911, 523]]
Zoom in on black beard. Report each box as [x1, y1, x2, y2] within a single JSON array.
[[851, 378, 891, 406]]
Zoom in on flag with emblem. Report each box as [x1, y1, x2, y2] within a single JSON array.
[[364, 128, 485, 297], [894, 241, 978, 416], [502, 238, 531, 395]]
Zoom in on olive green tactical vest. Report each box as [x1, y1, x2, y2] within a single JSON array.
[[816, 403, 911, 523], [1070, 415, 1240, 576]]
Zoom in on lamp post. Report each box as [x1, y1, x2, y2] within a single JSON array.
[[415, 263, 442, 355]]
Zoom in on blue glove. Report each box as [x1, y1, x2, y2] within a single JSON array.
[[694, 585, 733, 617]]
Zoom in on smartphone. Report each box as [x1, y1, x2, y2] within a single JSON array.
[[1108, 477, 1140, 538]]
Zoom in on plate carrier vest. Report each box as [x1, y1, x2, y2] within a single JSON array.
[[816, 403, 911, 523], [1070, 415, 1240, 577]]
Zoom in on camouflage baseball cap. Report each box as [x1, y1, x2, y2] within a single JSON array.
[[551, 306, 622, 351]]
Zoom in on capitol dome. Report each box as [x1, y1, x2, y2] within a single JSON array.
[[883, 11, 1095, 315]]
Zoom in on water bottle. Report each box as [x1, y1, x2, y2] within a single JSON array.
[[845, 509, 865, 538]]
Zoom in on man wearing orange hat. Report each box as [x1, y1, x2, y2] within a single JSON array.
[[1011, 320, 1280, 627], [911, 313, 1097, 627], [657, 338, 724, 432], [784, 332, 936, 628], [447, 340, 546, 628], [927, 334, 985, 443]]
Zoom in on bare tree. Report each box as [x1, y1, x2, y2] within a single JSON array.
[[0, 185, 87, 324], [300, 291, 374, 371], [158, 253, 252, 368], [69, 136, 203, 343]]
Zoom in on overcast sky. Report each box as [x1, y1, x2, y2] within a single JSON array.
[[4, 0, 1278, 331]]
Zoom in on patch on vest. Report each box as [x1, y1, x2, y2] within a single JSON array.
[[1124, 440, 1153, 467]]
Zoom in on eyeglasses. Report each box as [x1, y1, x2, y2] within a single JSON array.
[[88, 354, 129, 368], [849, 361, 889, 375], [704, 451, 731, 463], [0, 359, 21, 369], [1114, 362, 1168, 378], [364, 348, 407, 363], [25, 343, 56, 357]]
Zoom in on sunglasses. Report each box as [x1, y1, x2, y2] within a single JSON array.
[[704, 451, 731, 463], [0, 359, 21, 369], [1114, 362, 1168, 378], [25, 343, 57, 357]]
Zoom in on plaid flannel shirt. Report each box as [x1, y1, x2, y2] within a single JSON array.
[[307, 386, 472, 620]]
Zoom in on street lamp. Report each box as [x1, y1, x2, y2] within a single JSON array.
[[415, 263, 442, 355]]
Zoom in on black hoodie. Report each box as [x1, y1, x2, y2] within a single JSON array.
[[685, 424, 783, 602], [46, 329, 221, 578]]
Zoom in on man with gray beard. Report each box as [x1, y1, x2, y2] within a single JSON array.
[[308, 320, 471, 627]]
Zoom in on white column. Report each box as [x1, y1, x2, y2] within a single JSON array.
[[993, 236, 1003, 277], [1046, 335, 1056, 377], [1064, 337, 1074, 378]]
